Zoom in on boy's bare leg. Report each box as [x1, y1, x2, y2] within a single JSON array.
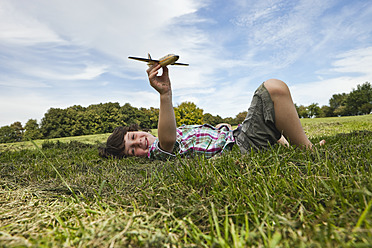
[[264, 79, 316, 149]]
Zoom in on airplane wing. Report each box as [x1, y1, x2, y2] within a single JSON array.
[[128, 56, 159, 63], [172, 62, 189, 66]]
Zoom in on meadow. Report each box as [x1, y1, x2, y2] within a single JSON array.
[[0, 115, 371, 247]]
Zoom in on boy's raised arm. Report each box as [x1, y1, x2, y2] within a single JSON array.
[[147, 64, 177, 152]]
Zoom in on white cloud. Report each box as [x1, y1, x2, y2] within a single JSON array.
[[229, 0, 336, 69], [0, 1, 64, 44], [23, 64, 108, 81], [0, 78, 50, 88], [0, 0, 216, 89], [197, 81, 254, 118], [291, 77, 361, 106], [313, 2, 372, 52], [0, 92, 56, 126], [9, 0, 206, 57], [331, 47, 372, 74], [291, 46, 372, 106], [112, 91, 160, 110]]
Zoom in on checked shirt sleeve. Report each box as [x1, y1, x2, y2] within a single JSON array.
[[147, 138, 180, 160]]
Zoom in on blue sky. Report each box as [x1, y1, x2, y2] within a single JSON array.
[[1, 0, 371, 126]]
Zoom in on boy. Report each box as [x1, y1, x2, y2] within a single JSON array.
[[99, 64, 324, 159]]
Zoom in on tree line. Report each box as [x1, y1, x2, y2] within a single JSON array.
[[294, 82, 371, 118], [1, 82, 371, 143]]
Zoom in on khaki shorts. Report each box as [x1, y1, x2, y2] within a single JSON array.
[[233, 83, 281, 153]]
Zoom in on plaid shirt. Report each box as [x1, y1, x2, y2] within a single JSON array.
[[148, 124, 235, 160]]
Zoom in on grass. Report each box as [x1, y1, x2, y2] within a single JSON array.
[[300, 115, 372, 138], [0, 133, 109, 152], [0, 115, 371, 247]]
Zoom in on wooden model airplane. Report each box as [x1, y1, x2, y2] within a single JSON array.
[[128, 53, 189, 67]]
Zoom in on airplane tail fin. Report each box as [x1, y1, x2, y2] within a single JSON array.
[[147, 53, 154, 67]]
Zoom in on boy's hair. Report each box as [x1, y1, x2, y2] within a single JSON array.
[[98, 124, 139, 158]]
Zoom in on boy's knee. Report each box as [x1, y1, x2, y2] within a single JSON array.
[[264, 79, 290, 98]]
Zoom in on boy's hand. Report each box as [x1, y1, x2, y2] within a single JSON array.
[[147, 64, 171, 96]]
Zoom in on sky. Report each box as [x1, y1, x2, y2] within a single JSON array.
[[1, 0, 372, 127]]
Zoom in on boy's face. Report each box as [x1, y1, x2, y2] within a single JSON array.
[[123, 131, 156, 157]]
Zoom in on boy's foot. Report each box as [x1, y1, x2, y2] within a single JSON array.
[[308, 139, 326, 150], [319, 140, 326, 146]]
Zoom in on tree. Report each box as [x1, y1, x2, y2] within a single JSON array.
[[295, 104, 308, 118], [137, 107, 160, 129], [121, 103, 137, 126], [359, 102, 372, 115], [235, 111, 248, 124], [329, 93, 348, 110], [100, 102, 124, 133], [203, 113, 214, 125], [24, 119, 43, 140], [148, 107, 159, 129], [203, 113, 224, 126], [0, 122, 24, 143], [319, 105, 334, 117], [135, 107, 152, 129], [65, 105, 86, 136], [345, 82, 372, 115], [307, 103, 321, 118], [40, 108, 69, 138], [0, 126, 17, 143], [222, 117, 234, 125], [174, 102, 203, 126], [10, 122, 24, 142], [334, 105, 348, 116], [329, 93, 348, 116]]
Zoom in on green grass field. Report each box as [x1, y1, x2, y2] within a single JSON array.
[[0, 115, 371, 247]]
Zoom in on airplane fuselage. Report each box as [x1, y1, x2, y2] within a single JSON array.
[[148, 54, 180, 67], [128, 53, 188, 67]]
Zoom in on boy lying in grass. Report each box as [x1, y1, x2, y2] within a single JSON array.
[[99, 64, 325, 160]]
